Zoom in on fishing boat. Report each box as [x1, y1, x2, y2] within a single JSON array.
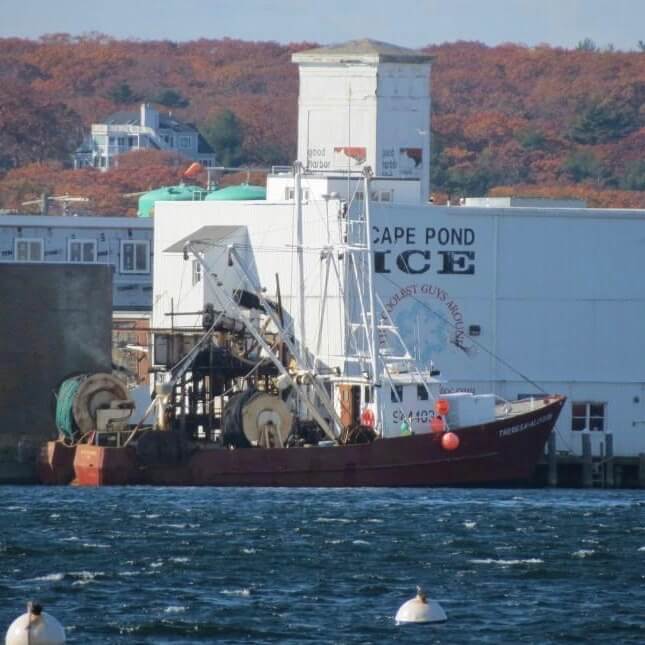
[[39, 166, 564, 487]]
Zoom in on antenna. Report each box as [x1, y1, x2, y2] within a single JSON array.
[[21, 194, 90, 215], [347, 82, 352, 203], [294, 162, 308, 366]]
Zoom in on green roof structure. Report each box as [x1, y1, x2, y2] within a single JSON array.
[[137, 184, 208, 218], [204, 184, 266, 201]]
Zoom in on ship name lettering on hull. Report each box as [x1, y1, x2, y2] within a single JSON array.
[[498, 413, 553, 438]]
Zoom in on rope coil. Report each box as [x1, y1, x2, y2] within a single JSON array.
[[54, 376, 85, 439]]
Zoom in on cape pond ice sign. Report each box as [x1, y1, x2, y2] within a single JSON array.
[[371, 216, 484, 366]]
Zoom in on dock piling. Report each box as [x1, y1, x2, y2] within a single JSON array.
[[547, 432, 558, 487], [605, 433, 614, 488], [582, 433, 593, 488]]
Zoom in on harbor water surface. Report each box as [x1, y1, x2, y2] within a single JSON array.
[[1, 487, 643, 644]]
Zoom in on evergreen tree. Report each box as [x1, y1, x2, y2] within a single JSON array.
[[155, 89, 189, 108], [108, 82, 139, 104], [576, 38, 599, 52], [203, 110, 245, 167], [569, 101, 638, 144]]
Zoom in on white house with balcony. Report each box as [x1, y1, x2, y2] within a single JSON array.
[[74, 103, 216, 170]]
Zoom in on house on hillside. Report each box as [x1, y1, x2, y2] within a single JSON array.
[[74, 103, 216, 170]]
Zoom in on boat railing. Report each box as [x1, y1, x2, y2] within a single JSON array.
[[495, 395, 514, 417], [496, 396, 553, 419]]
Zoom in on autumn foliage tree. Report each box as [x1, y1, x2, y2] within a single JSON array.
[[0, 35, 643, 211], [0, 79, 81, 171], [0, 150, 191, 216]]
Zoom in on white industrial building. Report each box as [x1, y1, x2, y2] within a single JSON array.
[[148, 39, 645, 468]]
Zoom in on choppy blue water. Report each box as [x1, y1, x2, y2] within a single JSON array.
[[0, 487, 644, 644]]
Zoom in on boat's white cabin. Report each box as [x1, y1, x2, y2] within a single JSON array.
[[331, 373, 442, 438]]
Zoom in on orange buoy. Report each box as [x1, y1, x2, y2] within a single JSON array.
[[430, 416, 445, 434], [360, 408, 375, 428], [441, 432, 460, 451], [435, 399, 450, 416], [183, 161, 203, 179]]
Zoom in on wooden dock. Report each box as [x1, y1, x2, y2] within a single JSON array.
[[533, 432, 645, 488]]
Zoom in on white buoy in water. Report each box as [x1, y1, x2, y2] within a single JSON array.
[[5, 603, 65, 645], [395, 586, 447, 625]]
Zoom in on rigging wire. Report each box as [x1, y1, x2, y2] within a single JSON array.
[[378, 273, 548, 395], [376, 274, 576, 447]]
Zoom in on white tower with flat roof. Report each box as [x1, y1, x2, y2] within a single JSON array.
[[292, 39, 433, 202]]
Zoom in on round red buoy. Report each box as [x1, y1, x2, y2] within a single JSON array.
[[434, 399, 450, 416], [441, 432, 460, 451], [360, 408, 375, 428], [430, 416, 445, 434]]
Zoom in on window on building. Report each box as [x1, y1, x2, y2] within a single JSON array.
[[68, 239, 97, 263], [285, 188, 310, 201], [364, 386, 372, 404], [192, 259, 202, 285], [355, 191, 364, 201], [417, 385, 429, 401], [571, 402, 606, 432], [117, 137, 126, 146], [128, 136, 136, 147], [380, 191, 392, 202], [179, 136, 192, 148], [391, 385, 404, 403], [15, 238, 43, 262], [121, 240, 150, 274], [109, 136, 116, 144], [370, 191, 380, 202]]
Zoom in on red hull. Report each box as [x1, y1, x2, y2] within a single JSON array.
[[40, 396, 565, 487], [37, 441, 75, 485]]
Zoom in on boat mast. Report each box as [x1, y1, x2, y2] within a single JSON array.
[[362, 168, 381, 429], [294, 161, 308, 366], [341, 169, 433, 432]]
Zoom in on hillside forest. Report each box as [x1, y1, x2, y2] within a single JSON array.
[[0, 35, 643, 215]]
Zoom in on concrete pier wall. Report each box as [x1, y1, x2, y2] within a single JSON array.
[[0, 263, 113, 482]]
